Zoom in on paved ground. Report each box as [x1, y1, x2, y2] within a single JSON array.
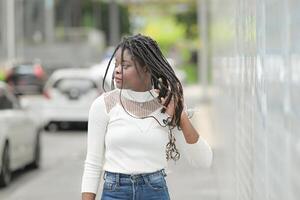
[[0, 84, 219, 200], [166, 85, 219, 200]]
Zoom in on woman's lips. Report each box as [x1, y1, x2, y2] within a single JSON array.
[[115, 78, 122, 82]]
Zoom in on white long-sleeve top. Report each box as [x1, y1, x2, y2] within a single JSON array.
[[81, 88, 213, 194]]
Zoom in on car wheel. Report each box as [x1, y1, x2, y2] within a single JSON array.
[[48, 123, 58, 132], [0, 144, 12, 187], [28, 134, 41, 169]]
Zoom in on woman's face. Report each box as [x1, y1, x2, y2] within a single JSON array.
[[114, 48, 151, 91]]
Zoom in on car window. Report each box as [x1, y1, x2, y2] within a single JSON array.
[[53, 78, 97, 93], [0, 89, 13, 109], [13, 65, 34, 74]]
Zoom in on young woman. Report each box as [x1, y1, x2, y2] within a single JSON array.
[[81, 34, 213, 200]]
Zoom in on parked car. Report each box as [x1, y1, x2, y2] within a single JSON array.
[[0, 82, 43, 187], [43, 68, 105, 131], [89, 58, 114, 91], [5, 62, 46, 95]]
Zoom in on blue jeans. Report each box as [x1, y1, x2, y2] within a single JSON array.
[[100, 169, 170, 200]]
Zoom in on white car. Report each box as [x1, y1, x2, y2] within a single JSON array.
[[43, 68, 105, 131], [89, 58, 115, 91], [0, 82, 42, 187]]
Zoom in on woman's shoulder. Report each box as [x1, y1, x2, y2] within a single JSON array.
[[102, 88, 119, 98], [89, 89, 117, 115], [91, 89, 118, 105], [102, 88, 119, 103], [97, 89, 119, 113]]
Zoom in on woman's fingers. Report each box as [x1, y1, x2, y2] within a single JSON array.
[[154, 89, 160, 94], [154, 89, 176, 116]]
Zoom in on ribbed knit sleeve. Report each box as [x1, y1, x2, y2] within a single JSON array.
[[81, 94, 109, 194], [174, 128, 213, 168]]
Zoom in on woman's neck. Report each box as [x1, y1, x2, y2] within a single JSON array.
[[131, 85, 152, 92], [117, 84, 152, 92], [118, 88, 157, 102]]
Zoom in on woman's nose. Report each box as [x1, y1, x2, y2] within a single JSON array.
[[115, 64, 121, 74]]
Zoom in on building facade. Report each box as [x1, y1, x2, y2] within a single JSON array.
[[0, 0, 8, 63], [209, 0, 300, 200]]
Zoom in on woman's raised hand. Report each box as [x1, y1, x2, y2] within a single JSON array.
[[154, 89, 179, 117]]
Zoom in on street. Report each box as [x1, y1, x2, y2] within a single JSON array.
[[0, 86, 218, 200], [0, 131, 86, 200], [0, 131, 217, 200]]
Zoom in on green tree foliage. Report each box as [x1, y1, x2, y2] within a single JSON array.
[[174, 2, 198, 39], [55, 0, 130, 41], [92, 2, 130, 43], [142, 17, 185, 53]]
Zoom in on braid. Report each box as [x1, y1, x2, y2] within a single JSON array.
[[103, 33, 184, 162], [127, 34, 184, 126]]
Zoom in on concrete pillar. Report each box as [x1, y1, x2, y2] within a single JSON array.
[[109, 0, 120, 46], [45, 0, 55, 43], [7, 0, 16, 61], [197, 0, 209, 101], [0, 0, 6, 60], [15, 0, 25, 60]]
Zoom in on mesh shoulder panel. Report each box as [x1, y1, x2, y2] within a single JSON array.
[[103, 90, 162, 117]]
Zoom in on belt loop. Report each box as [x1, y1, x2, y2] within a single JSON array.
[[103, 171, 107, 180], [142, 174, 149, 184], [116, 173, 120, 186], [161, 169, 167, 177]]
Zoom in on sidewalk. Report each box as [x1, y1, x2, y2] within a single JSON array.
[[166, 84, 219, 200], [183, 84, 216, 148]]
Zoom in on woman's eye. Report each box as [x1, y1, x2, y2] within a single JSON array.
[[122, 65, 130, 69], [115, 63, 130, 69]]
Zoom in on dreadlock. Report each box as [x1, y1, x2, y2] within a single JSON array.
[[102, 33, 184, 162]]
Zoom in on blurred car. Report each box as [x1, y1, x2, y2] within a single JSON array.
[[0, 82, 43, 187], [43, 68, 104, 131], [89, 57, 114, 91], [5, 62, 46, 95]]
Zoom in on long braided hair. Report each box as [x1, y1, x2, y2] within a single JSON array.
[[102, 34, 184, 161]]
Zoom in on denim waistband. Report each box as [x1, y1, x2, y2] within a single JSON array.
[[103, 169, 167, 184]]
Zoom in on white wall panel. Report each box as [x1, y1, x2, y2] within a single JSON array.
[[209, 0, 299, 199]]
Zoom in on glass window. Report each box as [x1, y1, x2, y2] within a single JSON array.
[[53, 78, 97, 93], [13, 64, 35, 75], [0, 89, 13, 109]]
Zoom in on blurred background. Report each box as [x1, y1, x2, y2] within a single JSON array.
[[0, 0, 299, 200]]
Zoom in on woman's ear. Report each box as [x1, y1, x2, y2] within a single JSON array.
[[143, 65, 150, 73]]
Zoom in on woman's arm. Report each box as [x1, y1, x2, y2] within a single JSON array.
[[81, 95, 109, 200], [160, 92, 199, 144], [177, 107, 213, 168], [160, 91, 212, 168], [179, 111, 199, 144], [82, 193, 96, 200]]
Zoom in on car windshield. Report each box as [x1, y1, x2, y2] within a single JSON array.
[[53, 78, 97, 92], [14, 65, 35, 74]]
